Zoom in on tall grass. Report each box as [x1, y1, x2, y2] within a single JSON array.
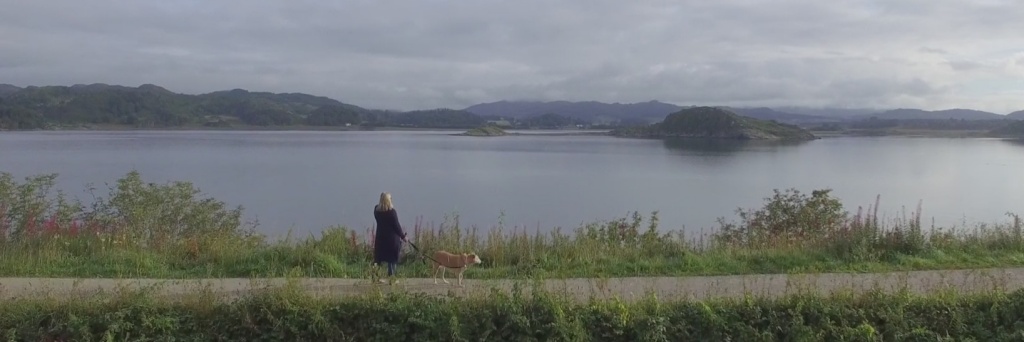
[[4, 280, 1024, 340], [0, 171, 1022, 279]]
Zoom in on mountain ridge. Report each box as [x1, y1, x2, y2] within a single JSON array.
[[0, 83, 485, 129], [854, 108, 1006, 121], [464, 100, 1021, 125], [2, 82, 1022, 130], [0, 84, 23, 97]]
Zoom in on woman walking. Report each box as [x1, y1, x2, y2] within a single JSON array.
[[373, 192, 407, 284]]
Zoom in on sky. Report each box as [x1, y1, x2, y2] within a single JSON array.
[[1, 0, 1023, 113]]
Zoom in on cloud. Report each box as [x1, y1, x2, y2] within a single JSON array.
[[1, 0, 1023, 113]]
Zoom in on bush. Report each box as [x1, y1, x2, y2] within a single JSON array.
[[0, 170, 256, 245], [711, 189, 962, 264], [2, 285, 1024, 340], [714, 188, 847, 247]]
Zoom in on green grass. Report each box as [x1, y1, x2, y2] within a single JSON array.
[[1, 171, 1023, 279], [4, 278, 1024, 340]]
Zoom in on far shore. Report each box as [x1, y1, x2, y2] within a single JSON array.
[[2, 124, 1018, 140], [6, 124, 468, 132], [810, 128, 998, 138]]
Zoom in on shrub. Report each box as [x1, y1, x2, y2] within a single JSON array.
[[714, 188, 847, 247], [0, 170, 257, 245]]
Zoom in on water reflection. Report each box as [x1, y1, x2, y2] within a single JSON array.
[[661, 138, 808, 155], [1000, 138, 1024, 147]]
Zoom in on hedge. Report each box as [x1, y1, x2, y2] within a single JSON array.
[[3, 285, 1024, 341]]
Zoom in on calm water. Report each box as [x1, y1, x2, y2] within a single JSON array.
[[2, 130, 1023, 238]]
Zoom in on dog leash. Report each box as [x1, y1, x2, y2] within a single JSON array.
[[404, 239, 467, 269]]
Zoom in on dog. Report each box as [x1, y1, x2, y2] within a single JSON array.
[[429, 250, 482, 286]]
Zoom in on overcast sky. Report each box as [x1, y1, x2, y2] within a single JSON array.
[[2, 0, 1023, 113]]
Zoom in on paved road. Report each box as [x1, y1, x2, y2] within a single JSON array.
[[3, 267, 1024, 302]]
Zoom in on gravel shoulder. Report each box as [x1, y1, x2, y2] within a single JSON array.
[[3, 267, 1024, 302]]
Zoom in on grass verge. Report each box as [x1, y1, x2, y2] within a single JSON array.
[[1, 171, 1023, 279], [2, 278, 1024, 340]]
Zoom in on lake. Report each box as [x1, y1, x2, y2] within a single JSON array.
[[1, 130, 1023, 238]]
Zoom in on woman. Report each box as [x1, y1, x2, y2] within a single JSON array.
[[373, 192, 407, 283]]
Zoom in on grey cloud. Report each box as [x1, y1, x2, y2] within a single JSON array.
[[919, 47, 949, 55], [1, 0, 1023, 112], [948, 60, 985, 71]]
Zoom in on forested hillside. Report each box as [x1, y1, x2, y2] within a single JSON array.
[[0, 84, 484, 129]]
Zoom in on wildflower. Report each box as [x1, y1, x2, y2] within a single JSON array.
[[44, 213, 59, 237], [69, 220, 80, 237]]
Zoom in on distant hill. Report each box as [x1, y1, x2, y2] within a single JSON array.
[[198, 89, 365, 115], [304, 105, 362, 126], [0, 84, 21, 97], [464, 100, 836, 125], [1008, 110, 1024, 120], [518, 112, 589, 129], [192, 88, 373, 126], [612, 106, 817, 141], [385, 108, 485, 129], [773, 106, 883, 118], [856, 108, 1005, 121], [464, 100, 679, 124], [0, 105, 46, 129], [723, 107, 837, 124], [3, 82, 1018, 131], [0, 83, 485, 130], [2, 83, 202, 126]]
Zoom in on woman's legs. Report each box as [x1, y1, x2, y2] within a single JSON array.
[[387, 262, 397, 276]]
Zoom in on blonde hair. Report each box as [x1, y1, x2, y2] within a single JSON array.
[[376, 192, 394, 211]]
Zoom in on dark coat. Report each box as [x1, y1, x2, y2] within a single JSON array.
[[373, 206, 407, 264]]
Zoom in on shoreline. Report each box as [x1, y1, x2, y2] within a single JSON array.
[[3, 125, 1014, 139], [810, 128, 998, 139], [451, 130, 612, 137], [2, 125, 468, 132]]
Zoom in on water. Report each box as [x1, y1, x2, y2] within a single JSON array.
[[2, 130, 1023, 238]]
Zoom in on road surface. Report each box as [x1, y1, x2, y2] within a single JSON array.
[[3, 267, 1024, 302]]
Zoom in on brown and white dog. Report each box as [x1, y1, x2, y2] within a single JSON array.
[[429, 250, 482, 286]]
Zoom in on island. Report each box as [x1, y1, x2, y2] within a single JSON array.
[[611, 106, 818, 141], [457, 125, 510, 137]]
